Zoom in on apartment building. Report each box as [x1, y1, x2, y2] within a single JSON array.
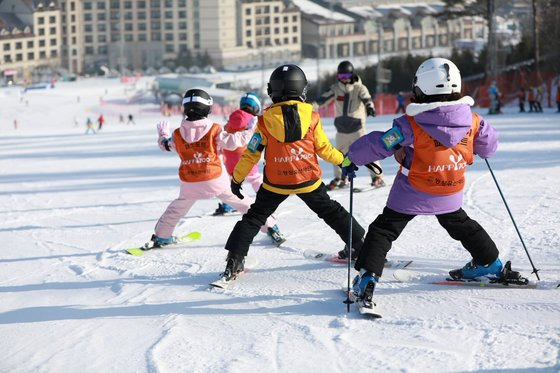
[[294, 0, 486, 60], [0, 0, 62, 84]]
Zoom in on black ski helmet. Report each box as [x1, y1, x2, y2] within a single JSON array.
[[337, 60, 354, 75], [182, 88, 213, 119], [267, 64, 307, 103]]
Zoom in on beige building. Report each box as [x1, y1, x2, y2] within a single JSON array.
[[294, 1, 486, 60], [0, 0, 62, 84]]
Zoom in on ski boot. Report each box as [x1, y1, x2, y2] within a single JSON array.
[[144, 234, 177, 250], [449, 258, 503, 280], [327, 178, 348, 191], [213, 203, 237, 216], [371, 176, 386, 188], [219, 253, 245, 282], [267, 224, 286, 247], [352, 271, 380, 316], [337, 245, 357, 261]]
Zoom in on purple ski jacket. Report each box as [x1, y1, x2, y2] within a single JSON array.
[[347, 97, 499, 215]]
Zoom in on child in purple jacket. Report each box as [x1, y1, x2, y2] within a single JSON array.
[[342, 58, 506, 310]]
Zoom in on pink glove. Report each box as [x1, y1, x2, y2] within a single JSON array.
[[157, 121, 171, 138]]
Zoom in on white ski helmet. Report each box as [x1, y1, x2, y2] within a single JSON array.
[[412, 57, 461, 97]]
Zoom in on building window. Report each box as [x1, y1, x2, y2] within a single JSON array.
[[138, 34, 147, 41], [246, 19, 251, 26], [85, 46, 94, 54], [292, 36, 297, 43], [125, 34, 133, 41], [138, 1, 146, 8], [84, 2, 92, 10], [111, 34, 120, 42], [98, 35, 106, 42], [178, 11, 186, 18], [28, 52, 35, 60], [110, 1, 119, 9], [39, 40, 45, 47], [98, 46, 107, 54], [165, 33, 173, 41], [245, 8, 250, 15], [125, 23, 133, 31], [4, 56, 12, 63], [98, 13, 106, 21], [292, 15, 297, 22], [284, 37, 288, 44], [50, 27, 56, 34], [49, 38, 56, 46], [38, 17, 44, 24], [98, 24, 106, 32], [179, 33, 187, 40], [138, 12, 146, 20], [3, 43, 10, 51], [124, 1, 132, 9], [49, 16, 56, 23], [97, 1, 105, 9], [165, 44, 174, 52], [283, 27, 288, 33], [151, 10, 161, 18], [165, 11, 173, 18], [246, 30, 251, 37], [152, 32, 161, 41], [274, 6, 279, 12], [27, 41, 33, 48], [283, 16, 288, 23], [85, 13, 92, 21], [165, 22, 173, 29], [85, 35, 93, 43], [15, 42, 22, 49], [16, 53, 23, 61], [84, 24, 92, 32], [292, 26, 297, 32], [138, 23, 146, 31], [39, 28, 45, 35], [70, 2, 75, 11], [50, 50, 57, 57]]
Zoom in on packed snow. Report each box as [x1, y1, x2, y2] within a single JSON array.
[[1, 77, 559, 372]]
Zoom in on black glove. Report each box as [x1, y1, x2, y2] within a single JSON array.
[[340, 156, 358, 179], [366, 106, 376, 117], [231, 179, 244, 199]]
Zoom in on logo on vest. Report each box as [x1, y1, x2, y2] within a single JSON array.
[[182, 152, 211, 165], [427, 154, 466, 172], [273, 147, 313, 163]]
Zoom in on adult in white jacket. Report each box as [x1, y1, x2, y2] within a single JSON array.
[[147, 89, 281, 248]]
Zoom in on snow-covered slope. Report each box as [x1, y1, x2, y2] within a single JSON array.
[[1, 79, 559, 372]]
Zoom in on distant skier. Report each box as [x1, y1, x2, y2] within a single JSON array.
[[97, 114, 105, 130], [343, 57, 514, 309], [213, 92, 265, 217], [517, 87, 526, 113], [127, 113, 135, 125], [395, 92, 406, 114], [528, 87, 536, 112], [316, 60, 384, 190], [217, 64, 366, 284], [557, 85, 560, 113], [534, 86, 543, 113], [146, 89, 281, 249], [85, 117, 96, 134]]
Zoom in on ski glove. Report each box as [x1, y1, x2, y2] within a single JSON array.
[[341, 156, 358, 179], [366, 106, 376, 117], [157, 121, 171, 137], [231, 179, 244, 199]]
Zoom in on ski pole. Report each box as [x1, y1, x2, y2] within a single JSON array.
[[343, 176, 355, 312], [484, 158, 540, 280]]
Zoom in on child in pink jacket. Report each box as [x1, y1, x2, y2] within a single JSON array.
[[146, 89, 282, 248], [214, 92, 264, 216]]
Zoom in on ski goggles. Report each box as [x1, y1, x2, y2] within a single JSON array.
[[337, 73, 353, 81]]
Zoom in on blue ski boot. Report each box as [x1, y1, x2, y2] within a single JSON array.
[[449, 258, 503, 280], [148, 234, 177, 249], [267, 224, 286, 247], [213, 203, 237, 216], [352, 271, 379, 299]]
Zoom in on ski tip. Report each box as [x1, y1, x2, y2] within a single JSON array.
[[182, 231, 202, 241]]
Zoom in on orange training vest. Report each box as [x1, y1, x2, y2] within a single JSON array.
[[260, 113, 322, 188], [405, 113, 480, 195], [173, 124, 222, 182]]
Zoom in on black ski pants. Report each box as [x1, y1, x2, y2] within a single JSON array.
[[354, 207, 499, 277], [225, 183, 365, 258]]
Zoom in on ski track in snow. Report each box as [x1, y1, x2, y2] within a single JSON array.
[[1, 79, 559, 372]]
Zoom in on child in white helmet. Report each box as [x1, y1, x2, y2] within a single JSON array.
[[342, 57, 510, 313]]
